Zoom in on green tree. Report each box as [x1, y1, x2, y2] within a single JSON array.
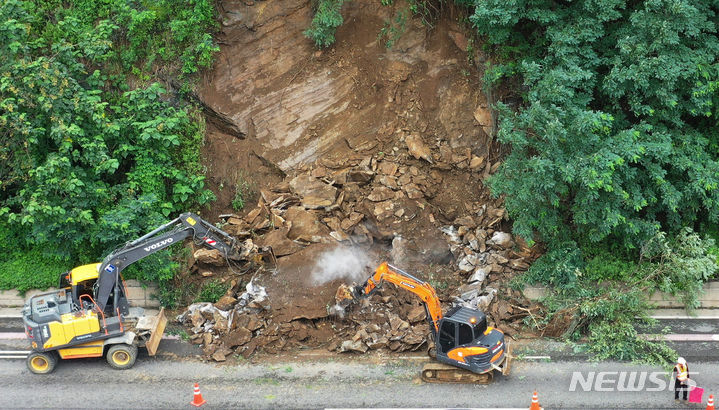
[[0, 0, 218, 290], [462, 0, 719, 255]]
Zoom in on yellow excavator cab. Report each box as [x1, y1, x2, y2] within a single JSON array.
[[69, 263, 100, 285]]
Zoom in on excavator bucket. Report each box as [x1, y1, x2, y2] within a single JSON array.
[[144, 308, 167, 356], [335, 283, 356, 305]]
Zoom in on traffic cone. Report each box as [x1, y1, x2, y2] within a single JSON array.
[[708, 394, 715, 410], [190, 382, 207, 407], [529, 391, 542, 410]]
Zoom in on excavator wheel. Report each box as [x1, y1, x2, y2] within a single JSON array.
[[106, 343, 138, 370], [420, 362, 494, 384], [27, 351, 57, 374]]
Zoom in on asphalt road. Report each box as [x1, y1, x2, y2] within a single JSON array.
[[1, 353, 718, 409]]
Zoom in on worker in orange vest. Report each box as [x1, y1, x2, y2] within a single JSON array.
[[673, 357, 690, 402]]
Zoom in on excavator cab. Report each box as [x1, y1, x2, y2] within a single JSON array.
[[436, 306, 507, 375]]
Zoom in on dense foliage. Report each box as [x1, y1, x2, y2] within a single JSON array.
[[0, 0, 219, 291], [463, 0, 719, 254], [455, 0, 719, 361], [530, 228, 716, 363]]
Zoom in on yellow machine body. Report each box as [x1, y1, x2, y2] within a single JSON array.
[[44, 311, 101, 349], [58, 341, 105, 359]]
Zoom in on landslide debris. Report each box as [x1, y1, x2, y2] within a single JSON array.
[[177, 133, 541, 361], [179, 0, 545, 362]]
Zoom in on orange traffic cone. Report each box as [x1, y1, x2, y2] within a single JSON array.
[[708, 394, 715, 410], [529, 391, 542, 410], [190, 382, 207, 407]]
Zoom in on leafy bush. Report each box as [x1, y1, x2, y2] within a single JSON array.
[[378, 8, 409, 49], [529, 228, 716, 363], [232, 172, 257, 212], [195, 280, 229, 303], [0, 0, 219, 290], [305, 0, 347, 48]]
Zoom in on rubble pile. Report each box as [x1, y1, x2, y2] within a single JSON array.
[[441, 224, 540, 337], [180, 131, 541, 361], [329, 284, 432, 353]]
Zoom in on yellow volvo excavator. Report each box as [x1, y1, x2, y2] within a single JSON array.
[[348, 262, 511, 383], [22, 212, 241, 374]]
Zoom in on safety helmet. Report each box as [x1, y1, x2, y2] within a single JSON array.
[[677, 357, 686, 365]]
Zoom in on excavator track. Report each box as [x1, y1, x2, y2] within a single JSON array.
[[421, 362, 495, 384], [421, 341, 512, 384]]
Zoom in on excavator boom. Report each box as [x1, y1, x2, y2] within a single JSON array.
[[96, 212, 239, 312], [355, 262, 443, 336]]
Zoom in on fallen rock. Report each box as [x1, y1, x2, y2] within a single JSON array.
[[402, 331, 425, 345], [377, 161, 399, 176], [469, 156, 485, 170], [489, 253, 509, 265], [457, 283, 481, 301], [454, 216, 476, 229], [340, 212, 364, 231], [214, 295, 238, 311], [407, 305, 426, 323], [389, 313, 410, 331], [487, 231, 513, 249], [285, 207, 331, 243], [289, 175, 338, 209], [222, 327, 252, 348], [405, 134, 433, 163], [193, 249, 226, 266], [457, 253, 481, 272], [467, 267, 489, 285], [367, 336, 389, 350], [212, 351, 226, 362], [510, 258, 531, 271], [237, 280, 270, 311], [347, 169, 374, 184], [339, 340, 368, 353], [256, 228, 304, 256], [476, 288, 497, 310], [367, 186, 395, 202], [402, 184, 424, 199]]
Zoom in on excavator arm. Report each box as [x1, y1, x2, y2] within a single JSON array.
[[354, 262, 443, 337], [96, 212, 240, 312]]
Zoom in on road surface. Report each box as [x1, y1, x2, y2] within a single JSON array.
[[1, 352, 717, 409]]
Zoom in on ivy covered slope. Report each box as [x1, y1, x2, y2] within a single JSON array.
[[461, 0, 719, 360], [0, 0, 219, 291]]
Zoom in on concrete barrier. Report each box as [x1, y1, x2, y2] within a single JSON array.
[[0, 280, 159, 308], [523, 280, 719, 309]]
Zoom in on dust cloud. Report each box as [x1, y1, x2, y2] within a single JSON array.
[[311, 246, 372, 285]]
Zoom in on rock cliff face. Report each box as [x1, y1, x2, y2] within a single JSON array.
[[199, 0, 493, 179]]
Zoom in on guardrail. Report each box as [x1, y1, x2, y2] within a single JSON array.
[[0, 350, 29, 359], [523, 280, 719, 309]]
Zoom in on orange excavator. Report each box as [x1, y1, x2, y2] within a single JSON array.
[[347, 262, 511, 383]]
